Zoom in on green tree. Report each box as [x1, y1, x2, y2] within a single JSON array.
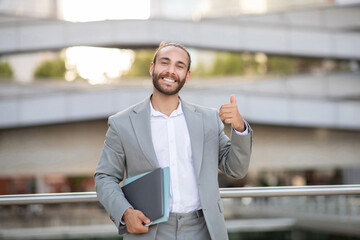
[[267, 55, 295, 75], [210, 52, 255, 76], [210, 52, 232, 76], [191, 60, 210, 77], [34, 57, 66, 79], [125, 50, 154, 77], [0, 60, 13, 79]]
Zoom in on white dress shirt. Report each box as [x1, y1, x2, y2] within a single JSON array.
[[150, 101, 201, 213]]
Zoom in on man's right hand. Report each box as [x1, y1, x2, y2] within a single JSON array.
[[123, 208, 151, 234]]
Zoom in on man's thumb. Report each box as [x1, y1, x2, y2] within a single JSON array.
[[230, 95, 236, 104]]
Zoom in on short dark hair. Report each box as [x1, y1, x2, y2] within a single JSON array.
[[152, 41, 191, 71]]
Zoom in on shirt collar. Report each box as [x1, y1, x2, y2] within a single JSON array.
[[150, 99, 184, 118]]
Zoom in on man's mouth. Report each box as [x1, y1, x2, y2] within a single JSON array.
[[162, 77, 176, 83]]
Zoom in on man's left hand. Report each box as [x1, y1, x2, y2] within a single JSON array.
[[219, 95, 245, 132]]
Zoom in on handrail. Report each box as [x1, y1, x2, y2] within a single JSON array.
[[0, 192, 98, 205], [219, 184, 360, 198], [0, 185, 359, 206]]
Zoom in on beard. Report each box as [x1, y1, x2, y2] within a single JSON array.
[[152, 70, 187, 96]]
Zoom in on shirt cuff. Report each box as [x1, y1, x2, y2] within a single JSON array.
[[233, 120, 249, 135]]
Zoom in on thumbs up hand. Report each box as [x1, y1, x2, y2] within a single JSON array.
[[219, 95, 245, 132]]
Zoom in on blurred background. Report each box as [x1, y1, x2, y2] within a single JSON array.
[[0, 0, 359, 239]]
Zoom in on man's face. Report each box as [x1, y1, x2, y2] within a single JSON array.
[[150, 46, 191, 96]]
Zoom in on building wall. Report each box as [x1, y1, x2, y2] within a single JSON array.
[[249, 125, 360, 171], [0, 119, 107, 177], [1, 119, 359, 194]]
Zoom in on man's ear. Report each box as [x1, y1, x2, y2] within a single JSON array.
[[185, 70, 191, 83], [149, 63, 154, 76]]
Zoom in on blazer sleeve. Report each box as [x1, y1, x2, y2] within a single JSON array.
[[94, 116, 131, 234], [217, 114, 253, 179]]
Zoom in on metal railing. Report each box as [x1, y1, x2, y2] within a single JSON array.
[[1, 185, 360, 206]]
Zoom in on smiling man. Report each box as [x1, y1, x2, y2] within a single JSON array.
[[95, 41, 252, 240]]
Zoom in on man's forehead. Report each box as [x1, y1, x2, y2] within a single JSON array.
[[157, 46, 189, 62]]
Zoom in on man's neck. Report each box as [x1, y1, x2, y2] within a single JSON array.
[[151, 91, 179, 117]]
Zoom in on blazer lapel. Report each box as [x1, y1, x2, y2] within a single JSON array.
[[182, 99, 204, 180], [129, 97, 159, 169]]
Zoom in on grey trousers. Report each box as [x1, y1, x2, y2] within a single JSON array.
[[156, 210, 211, 240], [124, 210, 211, 240]]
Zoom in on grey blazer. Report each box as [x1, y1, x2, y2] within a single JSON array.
[[94, 96, 252, 240]]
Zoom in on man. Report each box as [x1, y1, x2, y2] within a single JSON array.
[[95, 41, 252, 240]]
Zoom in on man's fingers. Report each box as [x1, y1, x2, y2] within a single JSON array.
[[219, 94, 245, 132], [230, 95, 236, 104], [219, 112, 233, 120], [124, 209, 150, 234], [219, 105, 238, 119], [138, 212, 151, 225], [129, 218, 149, 233], [219, 94, 242, 125], [136, 223, 149, 233], [135, 211, 150, 231], [130, 225, 148, 234], [223, 119, 233, 124], [219, 106, 236, 114]]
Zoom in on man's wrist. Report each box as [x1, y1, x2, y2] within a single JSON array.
[[121, 207, 133, 225], [234, 121, 249, 135]]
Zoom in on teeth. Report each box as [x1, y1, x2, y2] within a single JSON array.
[[163, 78, 175, 83]]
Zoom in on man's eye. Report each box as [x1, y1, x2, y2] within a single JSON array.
[[177, 65, 184, 69], [161, 61, 168, 65]]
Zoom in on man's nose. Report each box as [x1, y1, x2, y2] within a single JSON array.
[[167, 64, 176, 75]]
